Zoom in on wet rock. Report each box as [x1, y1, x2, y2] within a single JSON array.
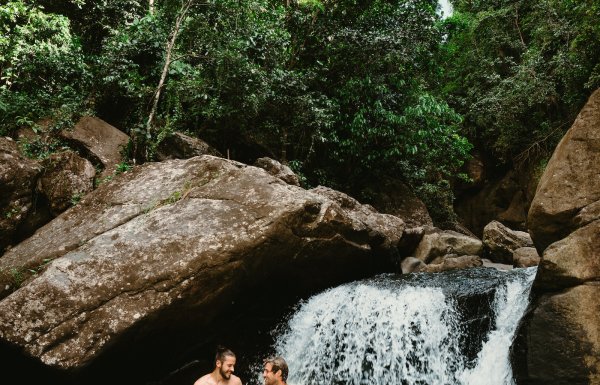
[[515, 285, 600, 385], [400, 257, 425, 274], [417, 254, 482, 273]]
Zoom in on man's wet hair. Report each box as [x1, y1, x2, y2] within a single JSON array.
[[215, 345, 235, 364], [264, 356, 289, 382]]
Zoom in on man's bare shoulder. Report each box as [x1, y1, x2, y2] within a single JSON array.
[[193, 374, 215, 385], [229, 374, 243, 385], [193, 374, 242, 385]]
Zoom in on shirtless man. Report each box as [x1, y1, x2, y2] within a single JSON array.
[[194, 346, 243, 385], [262, 356, 288, 385]]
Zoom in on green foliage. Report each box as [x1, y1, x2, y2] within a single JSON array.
[[70, 192, 83, 206], [5, 0, 596, 228], [3, 207, 19, 219], [115, 161, 133, 174], [441, 0, 600, 164], [94, 12, 167, 131], [19, 137, 68, 160], [3, 258, 53, 289], [160, 0, 294, 153], [9, 267, 24, 287], [415, 179, 458, 226], [35, 0, 146, 53], [283, 0, 471, 222], [94, 161, 132, 187], [0, 1, 90, 135]]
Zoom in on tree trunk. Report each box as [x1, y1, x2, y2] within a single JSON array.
[[281, 127, 288, 164], [141, 0, 193, 159]]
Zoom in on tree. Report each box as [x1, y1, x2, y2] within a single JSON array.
[[141, 0, 194, 160], [0, 1, 90, 135], [1, 0, 475, 226], [287, 1, 472, 220], [440, 0, 600, 165]]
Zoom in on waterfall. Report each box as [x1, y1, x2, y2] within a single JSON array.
[[438, 0, 453, 18], [458, 272, 536, 385], [265, 267, 536, 385]]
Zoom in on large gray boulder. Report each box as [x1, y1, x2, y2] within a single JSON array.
[[254, 157, 300, 186], [0, 137, 42, 252], [400, 227, 483, 274], [482, 220, 533, 264], [534, 220, 600, 290], [0, 155, 404, 371], [37, 151, 96, 216], [514, 89, 600, 384], [410, 228, 483, 264], [512, 247, 540, 268], [528, 90, 600, 252], [155, 131, 222, 161], [60, 116, 129, 178]]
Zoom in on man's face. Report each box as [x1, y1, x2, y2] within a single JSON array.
[[263, 362, 278, 385], [218, 355, 236, 379]]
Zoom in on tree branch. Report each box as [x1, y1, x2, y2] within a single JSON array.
[[142, 0, 193, 157]]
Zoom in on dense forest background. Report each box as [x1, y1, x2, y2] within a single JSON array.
[[1, 0, 599, 227]]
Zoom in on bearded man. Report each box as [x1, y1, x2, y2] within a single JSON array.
[[194, 346, 243, 385]]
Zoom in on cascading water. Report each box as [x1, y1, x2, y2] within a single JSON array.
[[258, 267, 536, 385]]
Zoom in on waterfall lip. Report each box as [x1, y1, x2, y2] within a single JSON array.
[[364, 266, 535, 298]]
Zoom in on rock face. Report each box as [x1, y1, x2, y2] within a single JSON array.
[[366, 177, 433, 227], [0, 155, 404, 373], [254, 157, 300, 186], [37, 151, 96, 215], [534, 221, 600, 290], [0, 139, 97, 251], [482, 220, 533, 264], [0, 137, 42, 252], [519, 285, 600, 385], [400, 228, 483, 274], [513, 89, 600, 385], [410, 228, 483, 264], [155, 132, 222, 161], [402, 254, 482, 274], [455, 168, 535, 236], [512, 247, 540, 268], [528, 89, 600, 253], [60, 116, 129, 178]]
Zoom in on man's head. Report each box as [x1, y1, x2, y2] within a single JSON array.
[[215, 346, 236, 380], [263, 356, 288, 385]]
